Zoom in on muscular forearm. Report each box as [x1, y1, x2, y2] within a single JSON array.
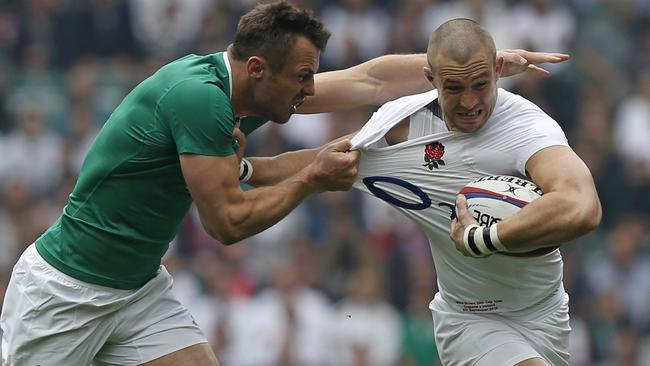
[[301, 54, 430, 113], [246, 133, 356, 186], [187, 140, 358, 245], [246, 148, 319, 187], [212, 170, 318, 244], [497, 192, 601, 252], [182, 153, 318, 245], [341, 54, 432, 106]]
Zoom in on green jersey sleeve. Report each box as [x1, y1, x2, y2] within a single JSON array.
[[161, 79, 237, 156]]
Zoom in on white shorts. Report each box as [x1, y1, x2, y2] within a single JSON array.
[[430, 291, 571, 366], [1, 244, 207, 366]]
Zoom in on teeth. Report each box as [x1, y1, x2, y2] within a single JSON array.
[[291, 99, 304, 112]]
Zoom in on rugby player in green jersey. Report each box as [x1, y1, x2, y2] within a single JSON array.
[[0, 1, 569, 365]]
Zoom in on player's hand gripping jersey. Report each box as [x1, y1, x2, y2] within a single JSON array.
[[351, 89, 569, 314]]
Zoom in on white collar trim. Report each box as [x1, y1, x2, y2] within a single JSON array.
[[222, 52, 233, 99]]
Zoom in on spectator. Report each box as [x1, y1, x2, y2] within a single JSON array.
[[333, 265, 401, 366], [1, 107, 64, 195]]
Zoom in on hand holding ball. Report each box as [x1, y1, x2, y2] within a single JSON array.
[[457, 175, 543, 257]]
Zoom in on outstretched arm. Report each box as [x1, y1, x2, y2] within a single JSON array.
[[300, 54, 431, 114], [181, 140, 359, 244], [245, 149, 319, 187], [300, 50, 569, 114], [245, 132, 357, 187]]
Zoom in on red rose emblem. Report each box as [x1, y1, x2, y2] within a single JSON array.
[[425, 142, 445, 160], [423, 142, 446, 170]]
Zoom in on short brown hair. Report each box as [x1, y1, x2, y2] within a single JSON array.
[[232, 1, 330, 71], [427, 18, 496, 68]]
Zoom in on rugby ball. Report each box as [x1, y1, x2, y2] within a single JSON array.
[[459, 175, 543, 227]]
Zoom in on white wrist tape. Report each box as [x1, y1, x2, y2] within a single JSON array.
[[490, 224, 506, 251], [239, 158, 253, 182], [463, 224, 507, 257]]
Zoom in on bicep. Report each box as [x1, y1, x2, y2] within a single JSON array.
[[526, 146, 597, 198], [518, 145, 601, 243], [180, 153, 242, 228]]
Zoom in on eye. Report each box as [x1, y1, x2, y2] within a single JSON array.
[[475, 81, 488, 89], [445, 85, 462, 93], [298, 72, 312, 83]]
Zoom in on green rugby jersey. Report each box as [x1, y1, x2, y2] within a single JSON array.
[[36, 52, 266, 289]]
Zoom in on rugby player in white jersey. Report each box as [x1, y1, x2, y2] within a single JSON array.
[[352, 19, 600, 366], [246, 19, 600, 366]]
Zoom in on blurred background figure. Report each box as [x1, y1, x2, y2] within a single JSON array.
[[0, 107, 64, 195], [586, 217, 650, 334], [320, 0, 391, 68], [333, 265, 401, 366], [0, 1, 648, 364], [220, 252, 335, 366]]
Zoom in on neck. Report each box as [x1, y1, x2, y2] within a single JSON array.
[[226, 46, 258, 119]]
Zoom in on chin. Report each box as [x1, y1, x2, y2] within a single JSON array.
[[270, 115, 291, 124], [456, 121, 487, 133], [265, 110, 290, 123]]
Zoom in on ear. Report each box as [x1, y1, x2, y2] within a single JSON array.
[[423, 66, 435, 84], [247, 56, 266, 79], [495, 56, 504, 80]]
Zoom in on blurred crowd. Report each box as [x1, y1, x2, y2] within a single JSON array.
[[0, 0, 649, 365]]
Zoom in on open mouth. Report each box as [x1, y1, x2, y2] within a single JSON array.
[[291, 98, 305, 112], [457, 109, 482, 120]]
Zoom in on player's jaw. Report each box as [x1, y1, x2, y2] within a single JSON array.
[[274, 93, 305, 123], [255, 90, 305, 124]]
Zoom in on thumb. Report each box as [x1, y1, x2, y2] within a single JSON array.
[[455, 194, 476, 226]]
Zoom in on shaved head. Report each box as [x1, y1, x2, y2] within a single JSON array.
[[422, 18, 501, 133], [427, 18, 496, 69]]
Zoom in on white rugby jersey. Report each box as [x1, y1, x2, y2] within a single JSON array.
[[352, 89, 569, 314]]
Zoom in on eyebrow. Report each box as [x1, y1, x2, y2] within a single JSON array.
[[443, 71, 490, 84], [300, 68, 314, 74]]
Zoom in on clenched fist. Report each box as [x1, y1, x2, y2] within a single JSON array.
[[308, 139, 360, 192]]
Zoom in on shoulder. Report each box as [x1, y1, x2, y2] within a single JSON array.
[[496, 89, 542, 113], [492, 89, 562, 133], [166, 77, 227, 97], [161, 78, 230, 112], [156, 53, 231, 107], [158, 77, 236, 135]]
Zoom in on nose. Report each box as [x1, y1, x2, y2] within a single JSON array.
[[459, 92, 479, 110], [303, 77, 315, 96]]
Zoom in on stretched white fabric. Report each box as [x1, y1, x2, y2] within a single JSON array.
[[351, 90, 438, 149]]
